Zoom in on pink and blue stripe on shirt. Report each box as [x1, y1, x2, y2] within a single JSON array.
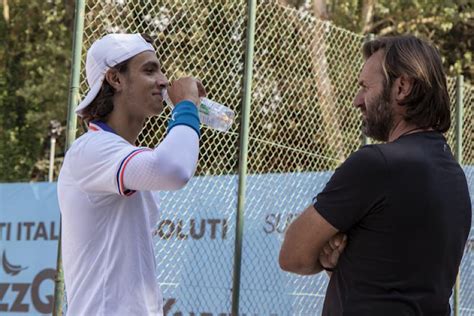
[[116, 148, 150, 196]]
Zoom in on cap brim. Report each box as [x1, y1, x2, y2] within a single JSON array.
[[75, 79, 103, 117]]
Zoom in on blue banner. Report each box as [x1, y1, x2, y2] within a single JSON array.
[[1, 168, 473, 315], [0, 183, 60, 315]]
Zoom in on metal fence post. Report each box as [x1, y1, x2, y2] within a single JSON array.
[[232, 0, 256, 314], [48, 136, 56, 182], [453, 74, 464, 316], [361, 33, 374, 146], [53, 0, 86, 314], [48, 120, 63, 182], [64, 3, 85, 151]]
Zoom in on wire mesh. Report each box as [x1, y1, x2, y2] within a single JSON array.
[[239, 2, 364, 314], [72, 0, 474, 314], [459, 85, 474, 315]]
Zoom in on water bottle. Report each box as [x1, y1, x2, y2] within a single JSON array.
[[162, 89, 235, 132]]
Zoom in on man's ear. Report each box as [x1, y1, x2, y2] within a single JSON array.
[[105, 69, 123, 92], [394, 75, 414, 104]]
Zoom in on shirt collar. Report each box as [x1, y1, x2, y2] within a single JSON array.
[[88, 120, 117, 134]]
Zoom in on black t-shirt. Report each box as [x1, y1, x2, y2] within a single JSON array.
[[314, 131, 471, 316]]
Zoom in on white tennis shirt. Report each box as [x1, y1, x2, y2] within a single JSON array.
[[58, 121, 199, 316]]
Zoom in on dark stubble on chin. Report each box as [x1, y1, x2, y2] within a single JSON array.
[[361, 90, 395, 142]]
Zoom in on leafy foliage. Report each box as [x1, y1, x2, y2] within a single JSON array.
[[0, 0, 73, 181], [1, 0, 471, 181], [298, 0, 473, 81]]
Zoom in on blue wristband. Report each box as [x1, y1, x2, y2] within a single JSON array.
[[167, 100, 201, 137]]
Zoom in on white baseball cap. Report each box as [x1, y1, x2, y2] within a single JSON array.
[[75, 33, 156, 117]]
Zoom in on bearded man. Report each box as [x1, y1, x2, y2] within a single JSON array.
[[279, 35, 471, 316]]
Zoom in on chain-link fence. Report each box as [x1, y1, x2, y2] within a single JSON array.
[[458, 83, 474, 314], [73, 0, 474, 314]]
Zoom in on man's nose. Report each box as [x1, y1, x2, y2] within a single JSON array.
[[353, 91, 364, 108], [157, 74, 169, 88]]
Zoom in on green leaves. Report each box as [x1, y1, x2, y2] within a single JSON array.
[[339, 0, 472, 80], [0, 0, 72, 181]]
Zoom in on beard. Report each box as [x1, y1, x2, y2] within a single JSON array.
[[361, 90, 395, 142]]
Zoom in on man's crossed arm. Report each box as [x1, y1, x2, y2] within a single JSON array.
[[279, 204, 347, 275]]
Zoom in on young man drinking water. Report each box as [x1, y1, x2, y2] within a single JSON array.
[[58, 33, 204, 315]]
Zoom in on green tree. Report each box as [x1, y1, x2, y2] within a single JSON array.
[[282, 0, 473, 82], [2, 0, 471, 181], [0, 0, 73, 182]]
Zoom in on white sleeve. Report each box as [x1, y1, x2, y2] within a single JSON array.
[[69, 133, 139, 196], [122, 125, 199, 192]]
